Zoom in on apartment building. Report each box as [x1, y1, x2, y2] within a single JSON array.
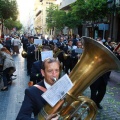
[[59, 0, 79, 35], [34, 0, 58, 36]]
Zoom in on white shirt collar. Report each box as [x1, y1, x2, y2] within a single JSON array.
[[44, 79, 51, 89]]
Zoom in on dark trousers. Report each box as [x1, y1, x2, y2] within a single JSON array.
[[90, 75, 108, 105], [3, 67, 13, 87]]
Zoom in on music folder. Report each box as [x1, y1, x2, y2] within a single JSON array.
[[42, 74, 73, 107]]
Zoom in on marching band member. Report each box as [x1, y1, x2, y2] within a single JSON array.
[[56, 37, 65, 50], [63, 39, 73, 74], [30, 46, 51, 85], [16, 58, 61, 120], [26, 36, 36, 75], [70, 41, 83, 71]]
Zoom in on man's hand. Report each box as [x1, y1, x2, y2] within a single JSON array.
[[46, 113, 60, 120]]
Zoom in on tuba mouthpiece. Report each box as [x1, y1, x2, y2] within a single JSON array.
[[52, 77, 57, 82]]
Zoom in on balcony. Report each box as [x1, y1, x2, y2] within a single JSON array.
[[59, 0, 76, 10], [36, 10, 42, 17]]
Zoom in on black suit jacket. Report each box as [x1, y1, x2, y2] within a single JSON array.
[[30, 60, 43, 81], [16, 81, 47, 120]]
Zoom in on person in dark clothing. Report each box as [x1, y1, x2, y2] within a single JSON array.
[[63, 39, 73, 74], [90, 72, 109, 109], [30, 46, 51, 84], [22, 34, 29, 52], [16, 58, 61, 120], [5, 37, 12, 52]]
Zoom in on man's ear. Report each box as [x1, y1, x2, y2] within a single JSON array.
[[41, 69, 45, 77]]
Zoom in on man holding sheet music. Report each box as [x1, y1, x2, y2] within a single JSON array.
[[16, 58, 61, 120]]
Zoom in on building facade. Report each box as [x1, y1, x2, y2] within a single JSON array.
[[34, 0, 58, 36]]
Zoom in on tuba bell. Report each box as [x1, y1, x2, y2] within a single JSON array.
[[38, 37, 120, 120], [21, 50, 27, 58]]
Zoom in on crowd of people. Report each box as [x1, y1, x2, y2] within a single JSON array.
[[0, 34, 21, 91], [0, 33, 120, 119]]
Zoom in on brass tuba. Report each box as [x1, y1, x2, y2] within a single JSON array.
[[38, 37, 120, 120], [21, 50, 27, 58]]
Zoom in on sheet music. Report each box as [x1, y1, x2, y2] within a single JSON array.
[[41, 51, 53, 61], [42, 74, 73, 107], [34, 39, 42, 45], [75, 48, 83, 54]]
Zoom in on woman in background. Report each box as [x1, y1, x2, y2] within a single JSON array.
[[0, 47, 16, 91]]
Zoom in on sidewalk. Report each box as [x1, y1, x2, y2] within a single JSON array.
[[0, 50, 120, 120], [0, 50, 29, 120], [83, 71, 120, 120]]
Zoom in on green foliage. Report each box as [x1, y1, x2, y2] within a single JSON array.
[[46, 4, 82, 33], [4, 19, 22, 31], [65, 11, 82, 29], [46, 4, 57, 29], [52, 9, 66, 31], [71, 0, 109, 21], [46, 4, 66, 31], [4, 19, 15, 30], [15, 21, 23, 31], [0, 0, 18, 20]]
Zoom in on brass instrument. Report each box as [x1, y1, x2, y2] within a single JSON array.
[[21, 50, 27, 58], [63, 53, 70, 60], [53, 46, 63, 58], [38, 37, 120, 120], [35, 44, 43, 60]]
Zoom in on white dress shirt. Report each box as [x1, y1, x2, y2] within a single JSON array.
[[44, 79, 51, 89]]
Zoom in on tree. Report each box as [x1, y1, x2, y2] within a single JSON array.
[[4, 19, 15, 30], [46, 4, 66, 34], [46, 4, 58, 30], [71, 0, 109, 22], [4, 19, 22, 31], [15, 21, 23, 31], [65, 11, 82, 29], [52, 9, 66, 33], [0, 0, 18, 36]]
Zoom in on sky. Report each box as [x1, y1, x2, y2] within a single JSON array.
[[16, 0, 61, 27], [16, 0, 35, 26]]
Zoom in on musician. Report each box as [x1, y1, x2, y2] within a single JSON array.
[[41, 36, 47, 45], [26, 36, 36, 75], [16, 58, 61, 120], [52, 36, 58, 45], [56, 37, 65, 50], [30, 46, 51, 85], [21, 34, 29, 52], [63, 39, 73, 74], [104, 41, 114, 79], [70, 41, 83, 71], [105, 41, 114, 52], [90, 72, 109, 109], [114, 42, 120, 60]]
